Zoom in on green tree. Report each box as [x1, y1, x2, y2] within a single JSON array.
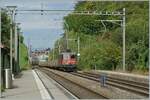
[[51, 1, 149, 73]]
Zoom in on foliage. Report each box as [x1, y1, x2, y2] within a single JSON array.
[[1, 10, 29, 70], [19, 43, 30, 70], [1, 11, 11, 47], [52, 1, 149, 72]]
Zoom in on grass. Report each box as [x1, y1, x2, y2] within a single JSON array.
[[19, 43, 30, 70]]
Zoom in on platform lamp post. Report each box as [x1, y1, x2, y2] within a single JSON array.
[[6, 6, 17, 87]]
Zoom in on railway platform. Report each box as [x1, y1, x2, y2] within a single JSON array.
[[1, 70, 42, 100], [1, 69, 76, 100]]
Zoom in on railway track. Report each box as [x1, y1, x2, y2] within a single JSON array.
[[39, 68, 108, 99], [71, 72, 149, 97]]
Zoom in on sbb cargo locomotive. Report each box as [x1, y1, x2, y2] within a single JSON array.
[[39, 52, 77, 72]]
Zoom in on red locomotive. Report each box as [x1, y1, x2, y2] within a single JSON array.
[[58, 52, 77, 71], [38, 51, 77, 72]]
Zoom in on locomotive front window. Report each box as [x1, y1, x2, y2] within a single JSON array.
[[71, 55, 75, 59], [63, 53, 70, 60]]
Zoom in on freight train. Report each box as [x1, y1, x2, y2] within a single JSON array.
[[35, 51, 77, 72]]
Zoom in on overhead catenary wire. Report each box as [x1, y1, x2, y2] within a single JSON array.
[[1, 7, 126, 72]]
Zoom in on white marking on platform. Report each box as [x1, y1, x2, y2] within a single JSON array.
[[32, 70, 52, 100]]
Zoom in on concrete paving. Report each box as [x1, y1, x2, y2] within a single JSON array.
[[1, 70, 42, 100]]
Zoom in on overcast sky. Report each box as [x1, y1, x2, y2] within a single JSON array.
[[0, 0, 78, 50]]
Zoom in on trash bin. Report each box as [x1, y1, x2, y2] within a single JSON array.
[[5, 69, 12, 89]]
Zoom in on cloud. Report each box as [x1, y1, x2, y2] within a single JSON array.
[[1, 0, 76, 49]]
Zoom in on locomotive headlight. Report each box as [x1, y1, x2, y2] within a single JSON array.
[[77, 53, 80, 57]]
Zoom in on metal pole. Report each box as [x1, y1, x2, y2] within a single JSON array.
[[0, 7, 2, 98], [64, 21, 69, 50], [6, 6, 17, 78], [58, 40, 60, 53], [77, 37, 80, 55], [101, 20, 107, 33], [93, 56, 96, 70], [14, 23, 18, 73], [77, 37, 80, 62], [123, 8, 126, 71], [29, 45, 32, 63], [53, 49, 54, 61], [18, 30, 20, 72], [66, 31, 68, 50], [15, 23, 20, 73], [10, 11, 13, 77], [27, 38, 31, 63]]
